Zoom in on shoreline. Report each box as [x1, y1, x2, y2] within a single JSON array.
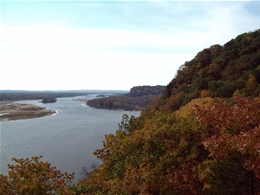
[[0, 101, 55, 122]]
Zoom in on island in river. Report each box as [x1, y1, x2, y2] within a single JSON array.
[[0, 101, 55, 122]]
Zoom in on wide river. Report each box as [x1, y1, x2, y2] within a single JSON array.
[[0, 95, 140, 181]]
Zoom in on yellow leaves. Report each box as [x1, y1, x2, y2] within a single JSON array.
[[200, 90, 214, 98], [246, 73, 258, 90], [176, 97, 214, 119], [196, 62, 202, 69]]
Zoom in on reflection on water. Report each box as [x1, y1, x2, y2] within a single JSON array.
[[0, 95, 140, 181]]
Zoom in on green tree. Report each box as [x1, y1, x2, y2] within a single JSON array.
[[208, 80, 224, 92]]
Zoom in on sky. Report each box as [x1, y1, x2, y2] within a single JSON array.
[[1, 1, 260, 91]]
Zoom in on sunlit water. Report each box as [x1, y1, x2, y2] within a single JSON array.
[[0, 95, 140, 181]]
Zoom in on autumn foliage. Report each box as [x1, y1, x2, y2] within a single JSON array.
[[195, 96, 260, 180], [144, 29, 260, 113], [77, 96, 260, 194], [0, 156, 75, 195], [1, 96, 260, 194]]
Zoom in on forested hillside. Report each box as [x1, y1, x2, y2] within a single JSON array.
[[144, 29, 260, 113], [87, 85, 165, 110], [1, 30, 260, 195]]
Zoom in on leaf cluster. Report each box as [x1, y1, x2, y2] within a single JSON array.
[[0, 156, 75, 195]]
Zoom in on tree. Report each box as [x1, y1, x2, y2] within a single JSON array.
[[0, 156, 75, 195], [246, 73, 258, 95], [87, 110, 208, 194], [215, 84, 236, 97], [42, 97, 57, 103], [208, 80, 224, 92], [195, 96, 260, 194]]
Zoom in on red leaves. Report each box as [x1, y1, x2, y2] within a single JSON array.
[[195, 96, 260, 178]]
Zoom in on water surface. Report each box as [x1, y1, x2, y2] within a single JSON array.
[[0, 95, 140, 181]]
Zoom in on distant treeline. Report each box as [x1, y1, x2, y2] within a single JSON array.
[[0, 90, 127, 101], [0, 91, 88, 101], [87, 85, 165, 110]]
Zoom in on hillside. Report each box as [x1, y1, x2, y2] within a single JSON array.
[[78, 29, 260, 194], [87, 85, 165, 110], [143, 29, 260, 114]]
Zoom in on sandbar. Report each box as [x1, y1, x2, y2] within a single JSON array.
[[0, 101, 55, 122]]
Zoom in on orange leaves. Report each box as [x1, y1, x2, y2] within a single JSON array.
[[0, 156, 75, 194]]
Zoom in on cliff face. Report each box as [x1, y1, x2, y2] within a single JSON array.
[[87, 85, 165, 110], [127, 85, 165, 97]]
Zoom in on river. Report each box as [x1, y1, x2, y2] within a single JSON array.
[[0, 95, 140, 181]]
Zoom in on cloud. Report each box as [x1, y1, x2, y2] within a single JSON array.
[[1, 1, 260, 90], [1, 22, 168, 52], [1, 22, 184, 90]]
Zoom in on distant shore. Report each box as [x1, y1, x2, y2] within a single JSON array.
[[0, 101, 55, 122]]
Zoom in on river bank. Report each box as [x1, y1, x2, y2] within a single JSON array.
[[0, 101, 55, 122]]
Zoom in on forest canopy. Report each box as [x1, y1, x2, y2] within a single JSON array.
[[143, 29, 260, 114]]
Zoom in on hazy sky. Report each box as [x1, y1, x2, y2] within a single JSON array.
[[1, 1, 260, 90]]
